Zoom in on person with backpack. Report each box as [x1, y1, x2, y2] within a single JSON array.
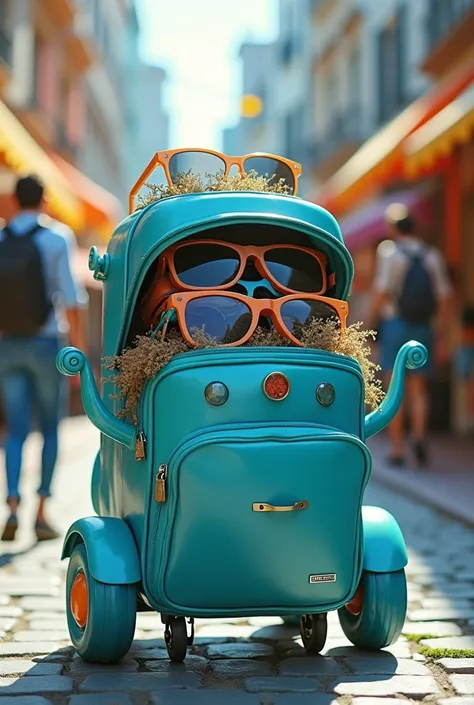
[[0, 174, 87, 541], [366, 203, 452, 468]]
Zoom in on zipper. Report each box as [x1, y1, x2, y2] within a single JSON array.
[[116, 209, 354, 353], [155, 463, 168, 503], [135, 429, 147, 461]]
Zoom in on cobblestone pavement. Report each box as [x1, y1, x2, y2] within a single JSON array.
[[0, 418, 474, 704]]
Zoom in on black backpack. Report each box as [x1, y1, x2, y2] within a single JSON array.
[[397, 245, 437, 325], [0, 223, 52, 336]]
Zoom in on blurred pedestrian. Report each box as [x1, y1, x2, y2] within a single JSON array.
[[367, 203, 452, 467], [0, 175, 87, 541]]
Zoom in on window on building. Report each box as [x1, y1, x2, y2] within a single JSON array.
[[376, 3, 407, 125], [348, 43, 361, 115]]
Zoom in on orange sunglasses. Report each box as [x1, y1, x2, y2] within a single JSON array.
[[129, 148, 302, 212], [140, 240, 336, 326], [157, 291, 348, 348]]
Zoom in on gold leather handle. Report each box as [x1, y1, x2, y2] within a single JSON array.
[[252, 500, 309, 512]]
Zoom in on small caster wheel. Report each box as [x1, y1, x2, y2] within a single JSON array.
[[300, 613, 327, 654], [165, 617, 187, 662]]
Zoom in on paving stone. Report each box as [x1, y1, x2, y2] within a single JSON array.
[[0, 583, 60, 597], [421, 636, 474, 649], [439, 658, 474, 673], [145, 655, 209, 672], [69, 695, 134, 705], [0, 660, 62, 676], [135, 615, 165, 630], [69, 659, 139, 674], [351, 700, 413, 705], [128, 648, 168, 662], [437, 699, 474, 705], [423, 598, 473, 610], [245, 677, 319, 693], [19, 597, 66, 612], [211, 659, 271, 676], [451, 676, 474, 695], [196, 624, 256, 638], [151, 691, 261, 704], [0, 617, 15, 630], [0, 594, 10, 605], [0, 643, 61, 656], [130, 638, 166, 650], [329, 675, 440, 696], [0, 676, 73, 693], [79, 672, 200, 691], [28, 620, 68, 631], [250, 624, 298, 640], [247, 616, 284, 627], [278, 657, 342, 676], [192, 636, 229, 645], [14, 630, 70, 642], [323, 640, 411, 658], [345, 656, 431, 675], [270, 697, 338, 705], [429, 586, 474, 599], [0, 698, 53, 705], [0, 605, 22, 617], [410, 608, 474, 622], [403, 621, 462, 637], [207, 642, 274, 659], [33, 648, 72, 662]]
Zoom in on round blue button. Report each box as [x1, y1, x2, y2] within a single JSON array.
[[316, 382, 335, 407]]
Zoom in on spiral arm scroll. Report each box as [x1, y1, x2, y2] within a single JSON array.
[[404, 341, 428, 370], [56, 347, 87, 376]]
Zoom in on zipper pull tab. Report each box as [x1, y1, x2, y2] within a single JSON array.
[[155, 464, 168, 503], [135, 430, 146, 461]]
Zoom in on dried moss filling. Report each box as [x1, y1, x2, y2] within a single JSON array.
[[104, 320, 383, 420]]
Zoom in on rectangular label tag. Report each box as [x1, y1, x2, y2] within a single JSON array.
[[309, 574, 337, 583]]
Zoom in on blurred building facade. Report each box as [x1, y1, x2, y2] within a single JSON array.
[[227, 0, 474, 434], [0, 0, 169, 406]]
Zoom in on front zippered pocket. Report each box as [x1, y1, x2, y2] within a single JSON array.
[[144, 423, 370, 616]]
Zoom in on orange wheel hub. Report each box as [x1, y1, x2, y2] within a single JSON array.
[[71, 572, 88, 628], [345, 584, 363, 615]]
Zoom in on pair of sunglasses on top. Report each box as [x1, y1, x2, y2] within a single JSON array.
[[140, 240, 337, 329]]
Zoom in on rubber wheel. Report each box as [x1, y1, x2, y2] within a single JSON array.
[[166, 617, 188, 663], [338, 569, 407, 650], [66, 543, 137, 663], [300, 613, 328, 654]]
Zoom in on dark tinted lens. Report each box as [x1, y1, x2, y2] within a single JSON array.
[[185, 296, 252, 344], [281, 299, 341, 342], [243, 157, 295, 193], [174, 244, 240, 287], [264, 249, 324, 293], [169, 151, 225, 186]]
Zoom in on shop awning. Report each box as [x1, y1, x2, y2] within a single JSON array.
[[339, 188, 432, 251], [316, 57, 474, 216], [405, 84, 474, 178], [50, 153, 123, 238], [0, 99, 83, 231]]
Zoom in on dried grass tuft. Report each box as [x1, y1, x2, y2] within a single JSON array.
[[136, 169, 291, 209], [104, 320, 383, 419]]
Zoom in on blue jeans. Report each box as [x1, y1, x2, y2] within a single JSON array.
[[0, 336, 65, 500]]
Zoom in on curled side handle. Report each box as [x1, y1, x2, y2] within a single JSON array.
[[364, 340, 428, 439], [56, 347, 136, 450], [252, 501, 309, 512]]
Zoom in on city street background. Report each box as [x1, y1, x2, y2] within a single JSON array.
[[1, 0, 474, 702]]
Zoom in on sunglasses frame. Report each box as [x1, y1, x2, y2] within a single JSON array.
[[158, 291, 348, 348], [140, 240, 336, 327], [129, 148, 303, 213]]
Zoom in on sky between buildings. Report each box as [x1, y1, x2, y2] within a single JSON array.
[[137, 0, 279, 150]]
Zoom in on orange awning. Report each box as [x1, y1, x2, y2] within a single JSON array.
[[50, 153, 123, 238], [405, 84, 474, 178], [0, 99, 83, 230], [316, 57, 474, 216]]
